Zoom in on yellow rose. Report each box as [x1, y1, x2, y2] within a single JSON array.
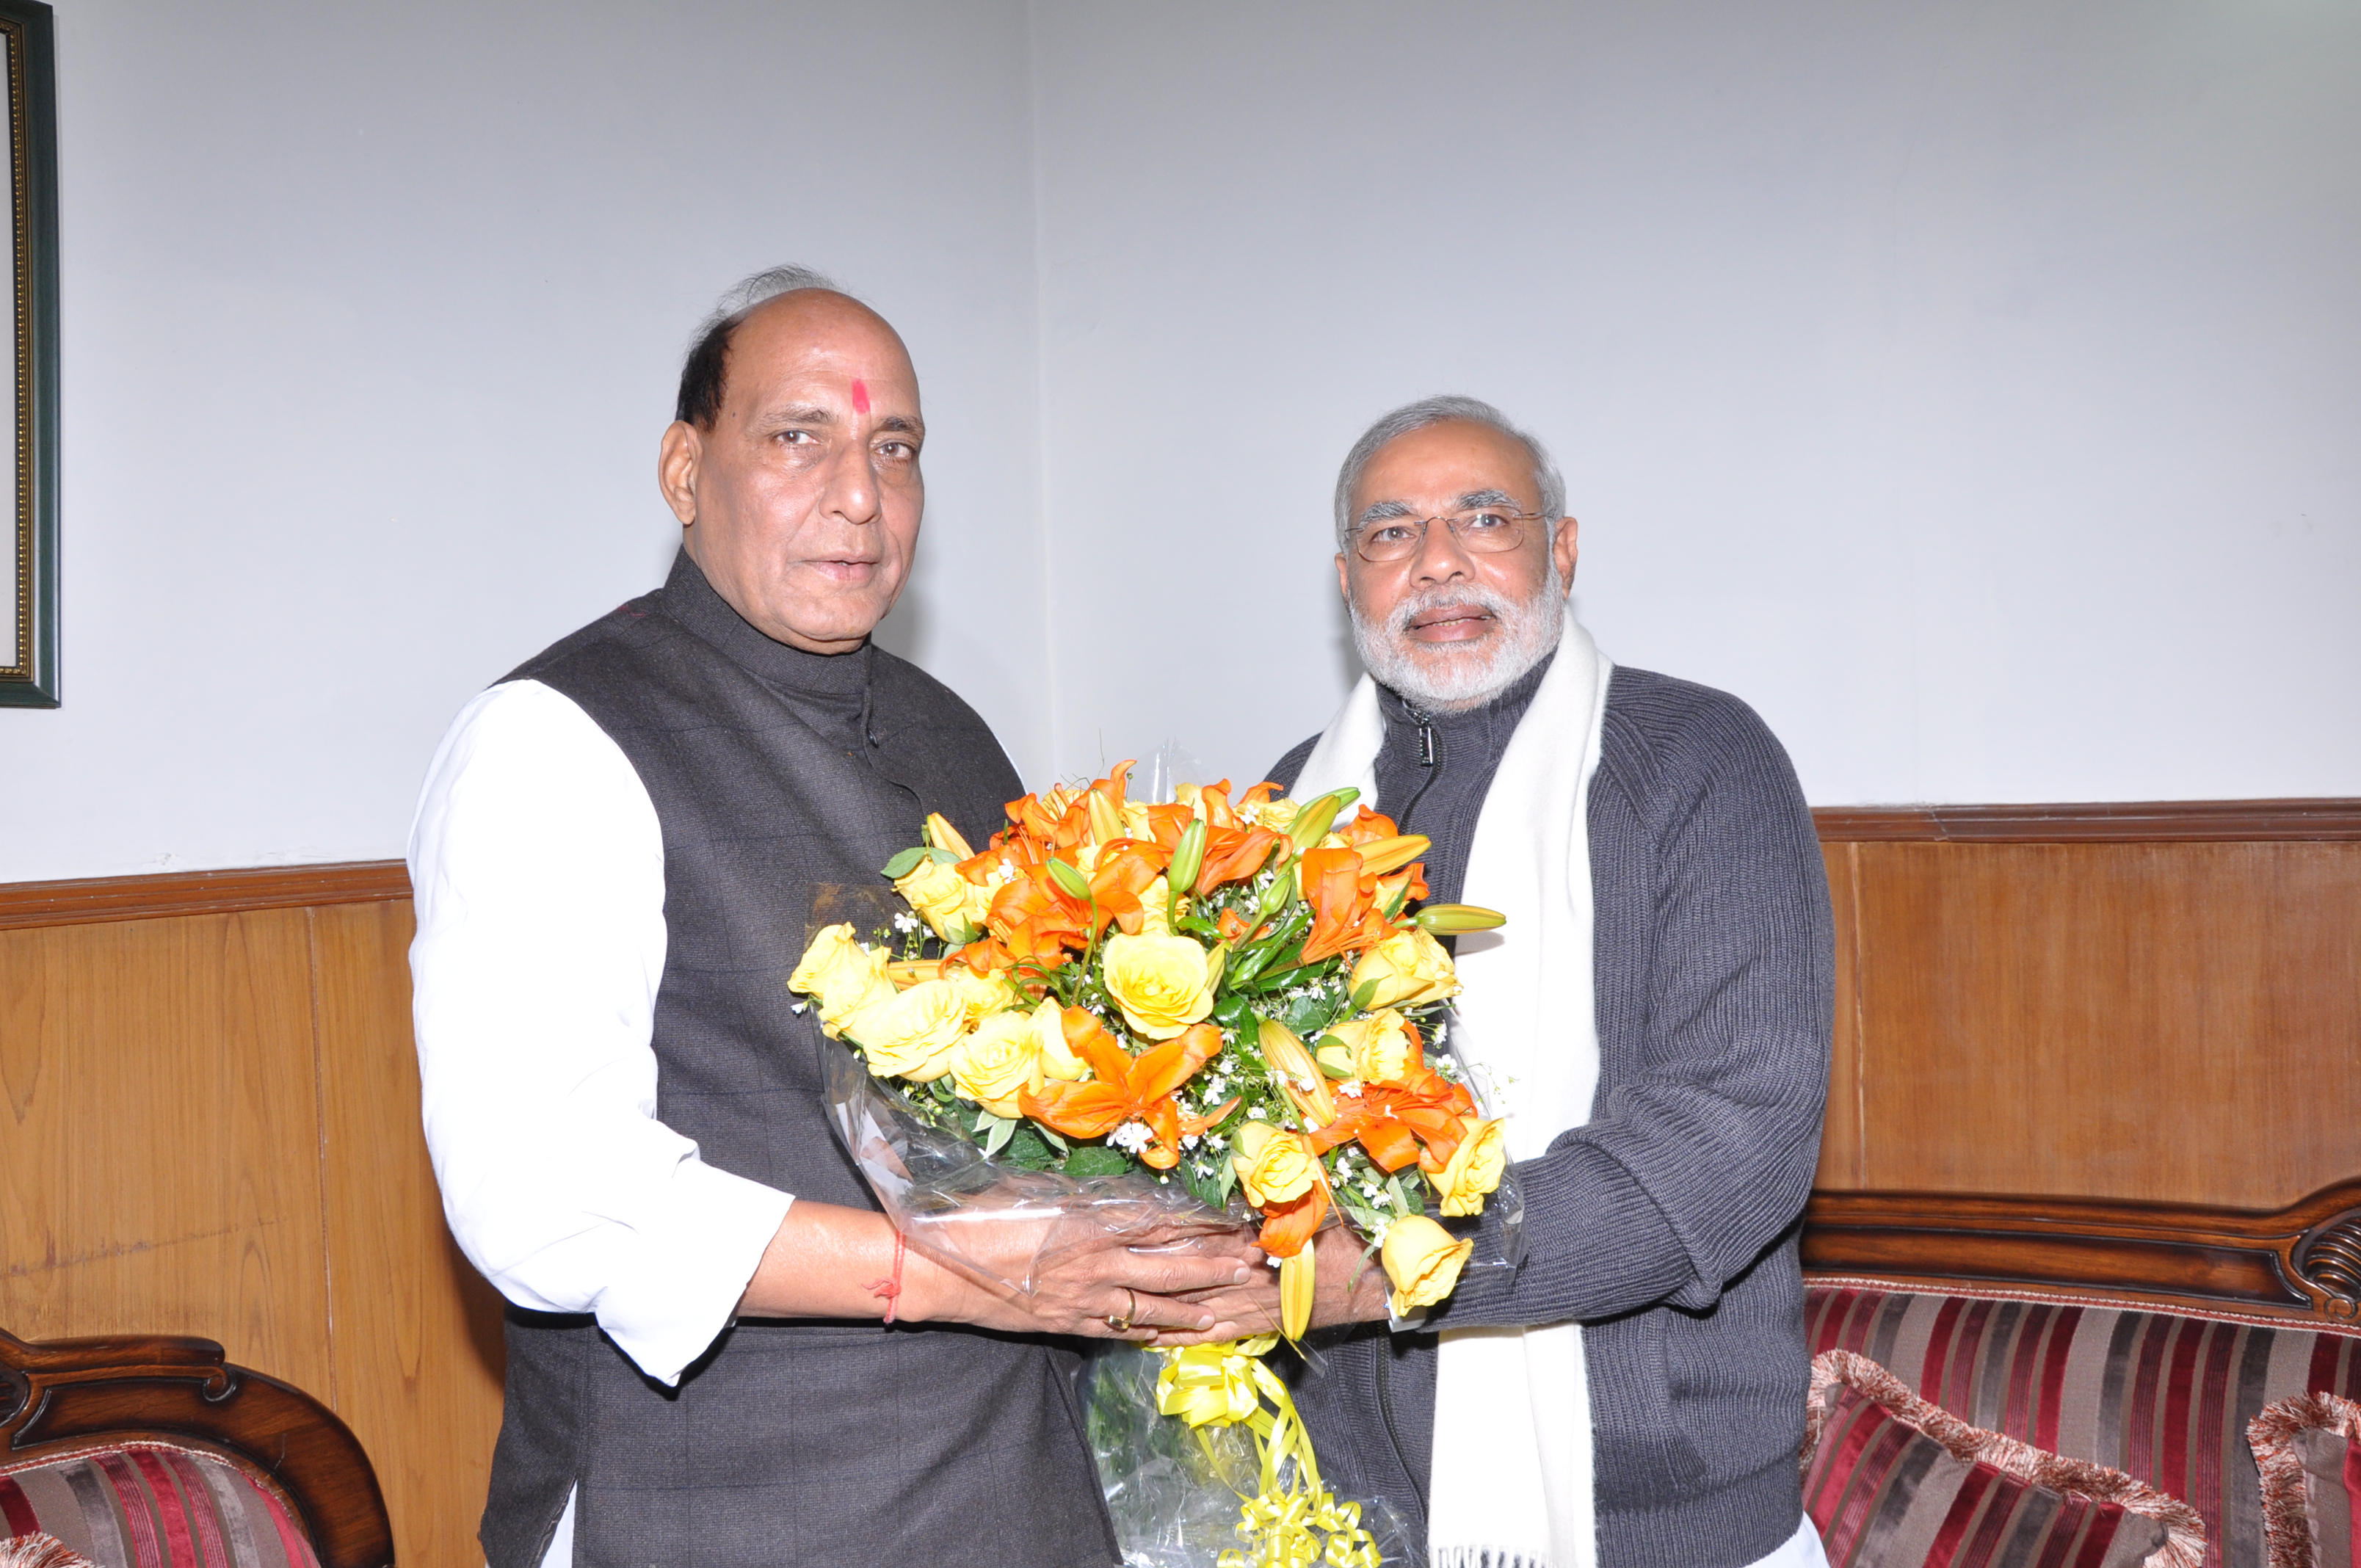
[[962, 876, 999, 932], [1350, 928, 1460, 1010], [1241, 796, 1300, 834], [788, 923, 896, 1038], [951, 1011, 1042, 1117], [1435, 1118, 1507, 1216], [893, 856, 978, 941], [942, 967, 1015, 1028], [1100, 933, 1217, 1040], [846, 978, 970, 1081], [1381, 1215, 1474, 1313], [1324, 1009, 1415, 1084], [1026, 997, 1087, 1081], [1240, 1130, 1317, 1208]]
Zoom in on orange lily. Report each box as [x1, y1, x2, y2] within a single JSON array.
[[1020, 1013, 1233, 1170], [1137, 801, 1196, 850], [1302, 1042, 1479, 1173], [987, 863, 1093, 962], [947, 935, 1021, 978], [1376, 862, 1429, 913], [1304, 1094, 1426, 1173], [1256, 1175, 1330, 1258], [1194, 780, 1240, 830], [1337, 805, 1401, 847], [1089, 838, 1172, 934], [1194, 821, 1282, 896], [1297, 845, 1391, 963]]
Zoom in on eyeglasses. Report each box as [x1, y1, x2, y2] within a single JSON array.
[[1351, 506, 1546, 564]]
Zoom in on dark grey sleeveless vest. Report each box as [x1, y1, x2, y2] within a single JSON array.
[[479, 551, 1117, 1568]]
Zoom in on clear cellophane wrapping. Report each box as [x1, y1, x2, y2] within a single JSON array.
[[824, 1045, 1524, 1566]]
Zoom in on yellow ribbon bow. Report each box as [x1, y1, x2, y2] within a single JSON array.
[[1156, 1337, 1385, 1568]]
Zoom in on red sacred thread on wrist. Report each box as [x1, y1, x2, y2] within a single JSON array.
[[867, 1230, 907, 1324]]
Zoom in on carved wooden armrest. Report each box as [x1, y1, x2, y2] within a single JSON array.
[[1, 1329, 393, 1568]]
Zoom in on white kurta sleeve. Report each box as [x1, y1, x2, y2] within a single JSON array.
[[408, 678, 794, 1387]]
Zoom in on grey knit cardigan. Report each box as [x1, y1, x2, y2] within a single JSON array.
[[1267, 664, 1834, 1568]]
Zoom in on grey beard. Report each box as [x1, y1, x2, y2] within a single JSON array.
[[1349, 559, 1566, 711]]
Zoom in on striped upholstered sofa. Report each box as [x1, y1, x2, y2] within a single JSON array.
[[0, 1330, 391, 1568], [1799, 1179, 2361, 1568]]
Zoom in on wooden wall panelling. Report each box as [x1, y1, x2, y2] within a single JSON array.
[[0, 910, 332, 1395], [1846, 839, 2361, 1208], [313, 898, 506, 1567]]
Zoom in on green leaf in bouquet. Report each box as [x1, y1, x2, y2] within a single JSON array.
[[1214, 993, 1257, 1033], [1248, 945, 1311, 994], [981, 1114, 1016, 1158], [1037, 1125, 1069, 1155], [1215, 1154, 1238, 1205], [1349, 979, 1379, 1011], [1182, 1161, 1227, 1210], [1388, 1173, 1426, 1216], [1001, 1124, 1053, 1170], [1062, 1145, 1132, 1180], [880, 846, 929, 879], [1281, 992, 1332, 1037]]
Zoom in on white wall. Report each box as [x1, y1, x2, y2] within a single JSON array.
[[7, 1, 2358, 882], [1029, 0, 2361, 802], [2, 0, 1051, 882]]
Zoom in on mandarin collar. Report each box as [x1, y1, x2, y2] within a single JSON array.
[[660, 548, 874, 699]]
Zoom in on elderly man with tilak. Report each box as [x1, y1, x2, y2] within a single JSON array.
[[1269, 396, 1835, 1568], [407, 267, 1269, 1567]]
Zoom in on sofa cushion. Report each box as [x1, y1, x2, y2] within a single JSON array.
[[2249, 1392, 2361, 1568], [1809, 1282, 2361, 1568], [0, 1442, 319, 1568], [1806, 1350, 2205, 1567], [0, 1535, 99, 1568]]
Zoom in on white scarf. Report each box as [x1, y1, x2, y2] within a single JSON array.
[[1294, 606, 1614, 1568]]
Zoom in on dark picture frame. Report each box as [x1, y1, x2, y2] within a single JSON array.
[[0, 0, 55, 707]]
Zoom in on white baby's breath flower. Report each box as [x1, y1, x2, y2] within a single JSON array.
[[1109, 1120, 1155, 1153], [1248, 1106, 1266, 1120], [1338, 1079, 1364, 1098]]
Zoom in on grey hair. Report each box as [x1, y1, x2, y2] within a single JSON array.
[[1331, 395, 1567, 551], [711, 263, 844, 323], [674, 264, 851, 428]]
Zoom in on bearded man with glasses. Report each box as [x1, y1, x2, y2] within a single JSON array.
[[1264, 396, 1834, 1568]]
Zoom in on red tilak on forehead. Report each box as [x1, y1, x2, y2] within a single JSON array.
[[850, 378, 871, 414]]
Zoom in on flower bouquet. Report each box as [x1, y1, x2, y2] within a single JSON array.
[[791, 763, 1519, 1565]]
